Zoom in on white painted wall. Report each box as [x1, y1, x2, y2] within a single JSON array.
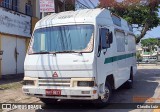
[[18, 0, 28, 14], [0, 7, 31, 37], [1, 35, 26, 75], [36, 0, 41, 18], [17, 38, 26, 74], [2, 36, 17, 75]]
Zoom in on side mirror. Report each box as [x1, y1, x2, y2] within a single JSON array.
[[0, 50, 3, 60], [97, 45, 101, 57], [0, 50, 3, 55]]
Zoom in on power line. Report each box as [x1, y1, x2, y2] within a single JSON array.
[[82, 0, 91, 8], [88, 0, 96, 8], [76, 0, 90, 9]]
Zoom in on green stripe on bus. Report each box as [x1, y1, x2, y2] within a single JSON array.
[[104, 53, 136, 64]]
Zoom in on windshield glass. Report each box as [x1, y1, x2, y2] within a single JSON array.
[[30, 25, 94, 54]]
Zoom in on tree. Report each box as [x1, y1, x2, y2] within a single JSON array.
[[141, 38, 159, 52], [99, 0, 160, 43], [136, 52, 142, 63], [65, 0, 75, 11]]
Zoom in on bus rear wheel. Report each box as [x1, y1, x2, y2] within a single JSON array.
[[124, 68, 133, 89]]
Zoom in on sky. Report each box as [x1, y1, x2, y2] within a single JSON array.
[[76, 0, 99, 8], [77, 0, 160, 39], [144, 9, 160, 38]]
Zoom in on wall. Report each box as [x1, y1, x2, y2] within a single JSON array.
[[0, 7, 31, 37], [0, 6, 31, 78], [32, 17, 39, 33], [17, 0, 28, 14], [1, 34, 27, 76], [34, 0, 40, 19], [18, 0, 40, 18], [1, 35, 16, 75]]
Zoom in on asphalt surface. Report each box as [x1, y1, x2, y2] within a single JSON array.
[[33, 65, 160, 112], [2, 64, 160, 112]]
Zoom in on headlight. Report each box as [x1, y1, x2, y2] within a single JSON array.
[[23, 80, 35, 86], [77, 81, 94, 87]]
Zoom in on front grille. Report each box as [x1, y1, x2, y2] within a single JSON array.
[[38, 77, 71, 87]]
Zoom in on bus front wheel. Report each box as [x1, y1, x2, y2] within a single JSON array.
[[93, 82, 112, 107]]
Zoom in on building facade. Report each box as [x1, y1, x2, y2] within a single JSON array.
[[0, 0, 40, 78], [0, 0, 76, 79]]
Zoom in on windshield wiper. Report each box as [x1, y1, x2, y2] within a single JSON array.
[[31, 51, 83, 55], [49, 51, 83, 55], [49, 51, 76, 53], [58, 51, 77, 53], [31, 51, 50, 54]]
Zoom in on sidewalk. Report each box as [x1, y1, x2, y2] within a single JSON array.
[[0, 73, 24, 85], [0, 74, 24, 90], [137, 64, 160, 112], [0, 74, 39, 104]]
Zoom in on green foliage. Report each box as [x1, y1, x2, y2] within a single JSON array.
[[99, 0, 160, 43], [141, 38, 159, 52], [136, 52, 142, 62], [0, 81, 22, 90], [141, 38, 159, 47], [111, 3, 160, 29], [65, 3, 75, 11]]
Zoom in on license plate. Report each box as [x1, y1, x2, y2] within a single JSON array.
[[45, 89, 61, 96]]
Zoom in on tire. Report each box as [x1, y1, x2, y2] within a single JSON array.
[[93, 82, 112, 108], [124, 68, 133, 89], [40, 98, 58, 104]]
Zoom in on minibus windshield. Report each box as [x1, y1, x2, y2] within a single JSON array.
[[30, 25, 94, 54]]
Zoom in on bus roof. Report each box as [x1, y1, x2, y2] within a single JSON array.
[[35, 8, 133, 33]]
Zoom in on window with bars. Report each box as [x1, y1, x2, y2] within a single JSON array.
[[12, 0, 18, 11], [25, 0, 32, 16], [0, 0, 18, 11]]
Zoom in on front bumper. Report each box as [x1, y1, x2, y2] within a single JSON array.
[[22, 86, 98, 100]]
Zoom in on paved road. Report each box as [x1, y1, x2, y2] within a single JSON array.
[[34, 65, 160, 112], [1, 64, 160, 112]]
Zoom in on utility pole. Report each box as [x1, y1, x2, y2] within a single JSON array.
[[63, 0, 66, 11], [158, 38, 160, 62], [42, 12, 45, 18]]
